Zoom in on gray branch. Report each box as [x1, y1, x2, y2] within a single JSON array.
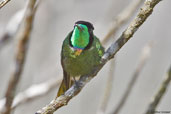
[[0, 0, 10, 9], [97, 59, 116, 114], [0, 0, 38, 114], [102, 0, 144, 44], [144, 65, 171, 114], [97, 0, 144, 113], [0, 1, 40, 51], [112, 42, 153, 114], [0, 7, 26, 51], [0, 78, 61, 111], [36, 0, 162, 114]]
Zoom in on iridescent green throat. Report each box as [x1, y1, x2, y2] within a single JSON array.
[[71, 24, 90, 49]]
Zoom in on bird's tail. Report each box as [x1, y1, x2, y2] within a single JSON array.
[[56, 71, 73, 97]]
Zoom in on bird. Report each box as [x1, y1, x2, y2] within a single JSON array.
[[57, 21, 105, 97]]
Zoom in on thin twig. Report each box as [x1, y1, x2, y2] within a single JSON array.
[[0, 8, 26, 51], [12, 78, 61, 109], [0, 78, 61, 111], [0, 0, 10, 9], [97, 59, 116, 114], [1, 0, 38, 114], [36, 0, 162, 114], [97, 0, 144, 113], [13, 78, 61, 109], [0, 1, 40, 51], [102, 0, 144, 44], [112, 42, 153, 114], [144, 65, 171, 114]]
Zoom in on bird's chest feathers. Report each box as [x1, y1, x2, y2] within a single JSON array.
[[71, 48, 84, 58], [63, 46, 98, 76], [68, 42, 93, 58]]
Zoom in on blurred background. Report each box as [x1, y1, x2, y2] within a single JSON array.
[[0, 0, 171, 114]]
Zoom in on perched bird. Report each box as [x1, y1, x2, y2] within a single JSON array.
[[57, 21, 104, 97]]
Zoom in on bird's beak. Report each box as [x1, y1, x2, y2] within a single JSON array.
[[75, 24, 84, 31]]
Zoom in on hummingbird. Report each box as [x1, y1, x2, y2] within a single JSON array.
[[57, 21, 104, 97]]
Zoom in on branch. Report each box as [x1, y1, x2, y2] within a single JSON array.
[[0, 0, 38, 114], [102, 0, 144, 44], [97, 59, 116, 114], [97, 0, 144, 113], [0, 8, 26, 51], [36, 0, 162, 114], [0, 78, 61, 111], [0, 0, 10, 9], [144, 65, 171, 114], [0, 1, 40, 51], [112, 42, 153, 114], [12, 79, 61, 109]]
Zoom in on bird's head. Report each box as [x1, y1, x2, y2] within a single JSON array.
[[70, 21, 94, 55]]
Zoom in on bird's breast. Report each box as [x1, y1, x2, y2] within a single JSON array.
[[63, 47, 100, 77]]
